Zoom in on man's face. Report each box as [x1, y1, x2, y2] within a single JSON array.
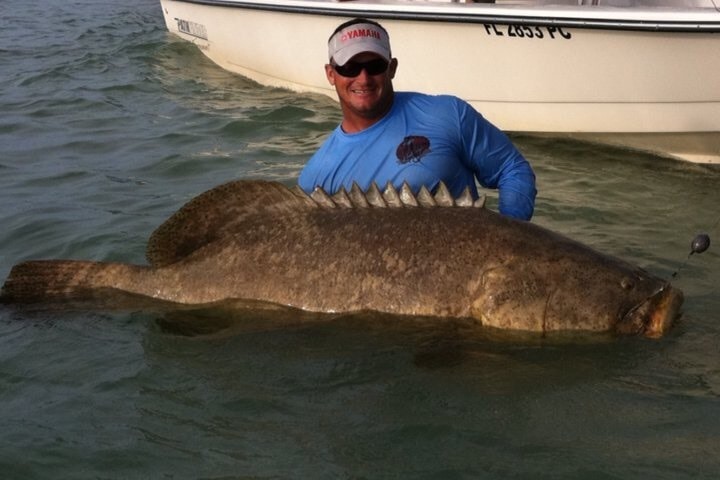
[[325, 52, 397, 131]]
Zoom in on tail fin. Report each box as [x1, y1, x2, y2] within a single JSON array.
[[1, 260, 140, 305]]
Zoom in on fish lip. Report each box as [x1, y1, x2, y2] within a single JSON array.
[[620, 283, 684, 338]]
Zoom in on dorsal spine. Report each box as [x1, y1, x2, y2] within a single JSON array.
[[306, 182, 485, 209]]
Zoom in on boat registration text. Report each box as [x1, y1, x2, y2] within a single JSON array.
[[483, 24, 572, 40]]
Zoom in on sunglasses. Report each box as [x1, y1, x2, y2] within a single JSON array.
[[332, 58, 389, 78]]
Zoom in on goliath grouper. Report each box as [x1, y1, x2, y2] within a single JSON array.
[[0, 180, 683, 337]]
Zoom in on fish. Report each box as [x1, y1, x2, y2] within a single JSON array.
[[0, 179, 683, 338]]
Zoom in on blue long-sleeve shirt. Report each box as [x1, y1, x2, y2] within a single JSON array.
[[299, 92, 536, 220]]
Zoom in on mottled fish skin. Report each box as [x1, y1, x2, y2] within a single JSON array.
[[0, 180, 683, 337]]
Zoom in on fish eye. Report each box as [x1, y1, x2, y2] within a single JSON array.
[[621, 278, 635, 290]]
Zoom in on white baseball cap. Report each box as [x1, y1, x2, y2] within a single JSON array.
[[328, 21, 391, 66]]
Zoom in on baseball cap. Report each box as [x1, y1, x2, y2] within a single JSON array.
[[328, 20, 391, 66]]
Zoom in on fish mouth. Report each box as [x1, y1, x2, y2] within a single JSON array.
[[619, 283, 684, 338]]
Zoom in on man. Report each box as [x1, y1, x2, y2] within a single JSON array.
[[298, 18, 536, 220]]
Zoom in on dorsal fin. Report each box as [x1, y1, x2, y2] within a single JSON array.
[[146, 180, 315, 267], [147, 180, 488, 266]]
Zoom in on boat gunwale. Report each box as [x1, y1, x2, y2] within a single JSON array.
[[164, 0, 720, 33]]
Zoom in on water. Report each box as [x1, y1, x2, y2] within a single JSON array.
[[1, 1, 720, 478]]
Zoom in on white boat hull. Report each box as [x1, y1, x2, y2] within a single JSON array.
[[159, 0, 720, 163]]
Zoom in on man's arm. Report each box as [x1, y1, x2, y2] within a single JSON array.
[[495, 159, 536, 221], [458, 100, 537, 220]]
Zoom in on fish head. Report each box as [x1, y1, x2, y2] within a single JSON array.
[[471, 262, 684, 338], [555, 266, 685, 338], [615, 280, 684, 338]]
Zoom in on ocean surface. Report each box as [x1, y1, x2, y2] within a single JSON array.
[[2, 1, 720, 478]]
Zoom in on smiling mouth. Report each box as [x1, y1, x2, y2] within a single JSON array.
[[351, 88, 375, 95]]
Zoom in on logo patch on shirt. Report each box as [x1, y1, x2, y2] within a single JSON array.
[[396, 136, 431, 164]]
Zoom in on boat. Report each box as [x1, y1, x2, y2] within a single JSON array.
[[159, 0, 720, 163]]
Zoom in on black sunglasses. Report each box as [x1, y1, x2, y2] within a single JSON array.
[[332, 58, 389, 78]]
